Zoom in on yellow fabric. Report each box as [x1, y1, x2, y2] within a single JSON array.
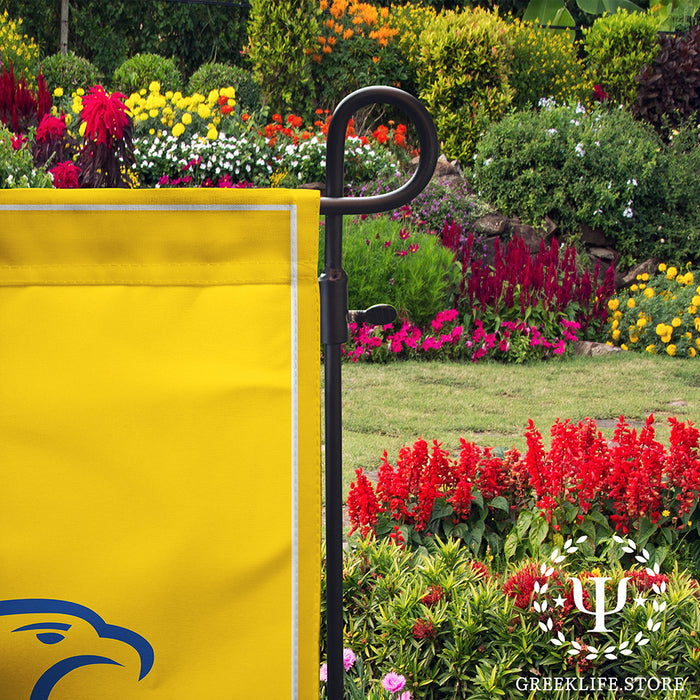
[[0, 188, 321, 699]]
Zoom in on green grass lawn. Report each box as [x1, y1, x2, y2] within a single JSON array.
[[330, 353, 700, 497]]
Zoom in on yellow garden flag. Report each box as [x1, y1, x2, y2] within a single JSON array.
[[0, 188, 321, 699]]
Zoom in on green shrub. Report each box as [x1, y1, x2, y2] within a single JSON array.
[[39, 51, 101, 94], [633, 23, 700, 133], [471, 101, 662, 262], [583, 9, 660, 105], [416, 8, 514, 165], [186, 62, 261, 113], [309, 0, 409, 112], [0, 124, 51, 187], [246, 0, 318, 116], [0, 9, 39, 84], [321, 537, 700, 699], [508, 19, 592, 109], [111, 53, 182, 96], [340, 216, 460, 328], [606, 263, 700, 356]]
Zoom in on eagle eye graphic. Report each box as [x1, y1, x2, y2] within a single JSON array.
[[12, 623, 71, 646], [1, 599, 154, 699]]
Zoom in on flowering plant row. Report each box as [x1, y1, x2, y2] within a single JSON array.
[[606, 263, 700, 358], [343, 308, 582, 364], [321, 537, 700, 700], [347, 414, 700, 571]]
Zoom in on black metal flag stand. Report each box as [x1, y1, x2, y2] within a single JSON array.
[[318, 86, 438, 700]]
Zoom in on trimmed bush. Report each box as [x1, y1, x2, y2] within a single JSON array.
[[246, 0, 317, 116], [508, 20, 592, 109], [40, 52, 101, 94], [186, 62, 261, 113], [471, 101, 662, 263], [582, 9, 660, 105], [633, 23, 700, 133], [111, 53, 182, 96], [416, 8, 513, 165]]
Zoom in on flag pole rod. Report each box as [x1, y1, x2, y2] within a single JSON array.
[[319, 86, 438, 700]]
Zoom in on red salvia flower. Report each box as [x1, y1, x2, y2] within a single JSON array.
[[36, 114, 67, 143]]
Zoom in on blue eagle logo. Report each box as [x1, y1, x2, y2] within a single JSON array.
[[0, 598, 154, 699]]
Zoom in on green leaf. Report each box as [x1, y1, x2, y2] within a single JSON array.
[[602, 0, 643, 11], [489, 495, 509, 512], [523, 0, 572, 24], [503, 530, 519, 559], [517, 510, 534, 539], [638, 517, 658, 548], [529, 515, 549, 552], [431, 498, 454, 521], [576, 0, 605, 13]]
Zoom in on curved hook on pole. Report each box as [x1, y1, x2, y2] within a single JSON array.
[[319, 86, 439, 215]]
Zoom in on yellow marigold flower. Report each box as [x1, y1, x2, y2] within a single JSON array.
[[207, 89, 219, 104], [667, 344, 676, 356], [608, 299, 619, 311], [206, 125, 218, 140], [76, 87, 85, 96], [658, 263, 667, 272], [662, 509, 670, 517], [693, 295, 700, 306], [629, 334, 639, 343], [614, 310, 623, 320], [149, 80, 161, 93], [612, 329, 621, 341], [690, 347, 697, 357], [172, 122, 185, 137], [646, 344, 657, 354], [197, 104, 211, 119], [641, 273, 650, 281], [182, 112, 192, 125], [636, 318, 647, 328], [621, 343, 628, 350], [690, 305, 698, 315], [627, 298, 635, 309], [672, 317, 682, 327], [53, 87, 63, 97], [685, 272, 694, 284], [667, 266, 678, 279], [79, 121, 87, 137], [148, 108, 159, 118], [644, 287, 654, 299], [631, 284, 638, 291], [612, 319, 619, 330], [639, 283, 646, 290], [656, 323, 667, 336]]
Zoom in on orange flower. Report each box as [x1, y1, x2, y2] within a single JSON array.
[[241, 113, 250, 121], [312, 54, 322, 63], [317, 35, 326, 44], [320, 0, 328, 9], [330, 0, 348, 18], [327, 35, 337, 45], [343, 28, 354, 39], [322, 44, 332, 53], [372, 55, 380, 63]]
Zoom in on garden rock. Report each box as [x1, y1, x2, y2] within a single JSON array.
[[572, 341, 622, 356], [621, 259, 657, 287]]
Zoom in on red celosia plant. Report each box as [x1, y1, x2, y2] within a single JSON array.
[[76, 85, 134, 187], [32, 113, 79, 168], [0, 65, 51, 134], [348, 415, 700, 567], [49, 161, 81, 189], [442, 222, 615, 341]]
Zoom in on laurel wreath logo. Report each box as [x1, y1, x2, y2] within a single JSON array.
[[533, 535, 666, 660]]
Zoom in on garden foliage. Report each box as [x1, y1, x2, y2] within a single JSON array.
[[633, 23, 700, 133], [186, 63, 261, 114], [111, 53, 183, 97], [246, 0, 318, 116], [507, 19, 592, 110], [39, 51, 101, 94], [416, 8, 514, 165], [310, 0, 408, 112], [472, 100, 662, 263], [0, 8, 38, 83], [582, 9, 660, 106], [0, 122, 50, 187], [321, 536, 700, 699], [341, 216, 460, 328]]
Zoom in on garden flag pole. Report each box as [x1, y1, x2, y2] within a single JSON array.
[[319, 86, 438, 700]]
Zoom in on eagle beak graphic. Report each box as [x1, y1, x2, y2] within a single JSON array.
[[1, 598, 154, 700]]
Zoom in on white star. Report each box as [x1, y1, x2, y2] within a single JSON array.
[[554, 595, 567, 607], [634, 595, 647, 607]]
